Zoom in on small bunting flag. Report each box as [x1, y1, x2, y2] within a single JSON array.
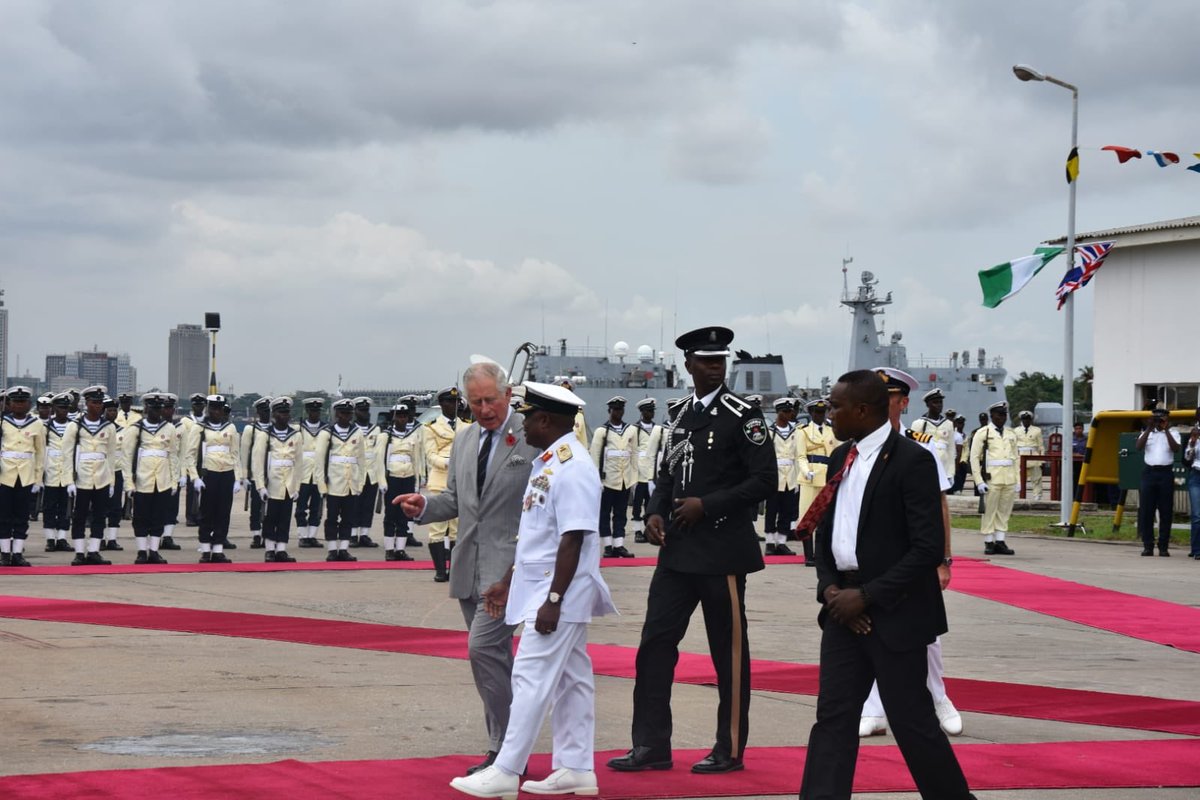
[[1065, 146, 1080, 183], [1101, 145, 1142, 163], [1146, 150, 1180, 167]]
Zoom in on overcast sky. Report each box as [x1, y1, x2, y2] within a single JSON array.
[[3, 1, 1197, 395]]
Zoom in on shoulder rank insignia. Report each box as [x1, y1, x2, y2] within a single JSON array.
[[743, 417, 767, 445], [906, 429, 932, 443], [556, 443, 573, 462], [720, 393, 750, 418]]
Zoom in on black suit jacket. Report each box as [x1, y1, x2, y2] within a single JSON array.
[[648, 387, 775, 575], [813, 429, 947, 652]]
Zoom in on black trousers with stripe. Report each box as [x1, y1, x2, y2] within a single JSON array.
[[263, 496, 295, 543], [383, 475, 416, 537], [295, 482, 322, 527], [71, 487, 108, 539], [631, 567, 751, 760]]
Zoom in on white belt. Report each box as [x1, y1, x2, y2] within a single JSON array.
[[269, 458, 294, 467], [47, 448, 62, 458], [605, 449, 630, 457], [329, 455, 358, 464], [934, 442, 947, 450], [303, 450, 316, 459], [986, 459, 1014, 467], [1018, 447, 1036, 454], [77, 453, 107, 461], [776, 458, 794, 466], [1, 451, 33, 460], [204, 445, 230, 454], [388, 454, 413, 463], [138, 448, 168, 458]]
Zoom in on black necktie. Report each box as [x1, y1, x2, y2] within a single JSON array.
[[477, 429, 495, 496], [694, 401, 705, 415]]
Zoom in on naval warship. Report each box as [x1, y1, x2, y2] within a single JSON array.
[[843, 267, 1007, 427]]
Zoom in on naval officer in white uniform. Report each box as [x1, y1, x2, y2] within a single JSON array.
[[450, 381, 617, 800]]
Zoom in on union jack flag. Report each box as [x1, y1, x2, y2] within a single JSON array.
[[1056, 241, 1115, 309]]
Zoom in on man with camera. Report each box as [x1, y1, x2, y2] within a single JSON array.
[[1136, 405, 1179, 557]]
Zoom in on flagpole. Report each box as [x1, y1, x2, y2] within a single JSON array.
[[1013, 64, 1078, 525]]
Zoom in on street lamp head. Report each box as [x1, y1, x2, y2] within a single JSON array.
[[1012, 64, 1046, 82]]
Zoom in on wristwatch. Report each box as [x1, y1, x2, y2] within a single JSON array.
[[942, 557, 953, 567], [547, 592, 562, 605]]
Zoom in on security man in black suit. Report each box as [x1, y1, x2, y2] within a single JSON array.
[[608, 325, 776, 776], [799, 369, 975, 800]]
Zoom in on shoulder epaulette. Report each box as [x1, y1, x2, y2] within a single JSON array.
[[556, 443, 574, 463], [719, 392, 751, 418], [907, 429, 932, 443]]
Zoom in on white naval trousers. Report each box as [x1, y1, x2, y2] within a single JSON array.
[[861, 635, 947, 718], [494, 620, 596, 775]]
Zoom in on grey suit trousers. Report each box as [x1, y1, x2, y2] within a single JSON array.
[[460, 596, 519, 750]]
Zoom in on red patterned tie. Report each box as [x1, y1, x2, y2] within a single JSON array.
[[795, 445, 859, 539]]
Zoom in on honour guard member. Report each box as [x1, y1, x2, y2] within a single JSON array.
[[156, 393, 184, 550], [62, 386, 119, 565], [631, 398, 664, 544], [314, 398, 366, 561], [589, 396, 640, 558], [295, 397, 326, 548], [609, 326, 775, 775], [424, 387, 463, 570], [1014, 410, 1045, 501], [102, 395, 127, 549], [42, 393, 75, 553], [559, 380, 590, 446], [252, 396, 303, 563], [350, 397, 381, 549], [185, 395, 244, 563], [116, 393, 142, 429], [911, 388, 957, 481], [30, 395, 52, 523], [795, 398, 837, 565], [450, 381, 616, 800], [243, 396, 272, 548], [180, 393, 207, 526], [970, 401, 1019, 555], [856, 368, 963, 739], [35, 393, 53, 421], [376, 399, 425, 563], [765, 397, 800, 556], [0, 387, 45, 566], [122, 393, 181, 564]]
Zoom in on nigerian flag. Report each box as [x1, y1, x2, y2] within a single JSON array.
[[978, 246, 1065, 308]]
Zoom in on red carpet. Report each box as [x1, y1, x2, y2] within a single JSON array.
[[3, 594, 1200, 736], [951, 559, 1200, 653], [6, 553, 802, 576], [2, 740, 1198, 798]]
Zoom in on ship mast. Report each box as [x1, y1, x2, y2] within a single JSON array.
[[840, 267, 895, 371]]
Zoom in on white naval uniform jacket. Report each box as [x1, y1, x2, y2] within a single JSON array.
[[251, 424, 304, 501], [43, 420, 73, 488], [0, 415, 45, 488], [769, 422, 800, 491], [122, 420, 182, 493], [506, 432, 618, 626], [911, 415, 957, 481], [61, 417, 119, 489], [374, 425, 426, 484], [185, 421, 245, 481], [423, 416, 459, 492], [314, 425, 366, 497], [589, 422, 641, 491]]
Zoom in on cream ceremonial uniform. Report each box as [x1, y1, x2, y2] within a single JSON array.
[[185, 419, 244, 553], [589, 421, 641, 552], [352, 419, 382, 545], [1014, 422, 1045, 501], [911, 415, 957, 484], [314, 424, 367, 549], [242, 420, 269, 540], [41, 418, 73, 543], [492, 431, 617, 778], [122, 417, 182, 561], [295, 418, 326, 543], [178, 411, 203, 525], [572, 410, 589, 448], [377, 423, 426, 557], [631, 417, 664, 538], [970, 424, 1019, 538], [116, 409, 142, 430], [424, 415, 461, 545], [0, 413, 46, 555], [764, 422, 801, 547], [61, 415, 119, 550], [796, 419, 837, 523], [252, 422, 305, 555]]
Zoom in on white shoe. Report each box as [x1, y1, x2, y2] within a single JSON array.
[[935, 697, 963, 735], [858, 715, 887, 737], [522, 767, 599, 796], [449, 765, 519, 799]]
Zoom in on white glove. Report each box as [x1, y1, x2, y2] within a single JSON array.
[[260, 488, 269, 501], [108, 485, 115, 498], [379, 486, 387, 499], [172, 485, 179, 496], [179, 475, 188, 488], [30, 483, 42, 495], [977, 482, 988, 494], [806, 471, 815, 482], [233, 480, 243, 495], [193, 478, 206, 491], [66, 483, 77, 497]]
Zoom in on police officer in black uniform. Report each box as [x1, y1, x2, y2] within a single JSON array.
[[608, 325, 776, 776]]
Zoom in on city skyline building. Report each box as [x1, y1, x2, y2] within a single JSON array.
[[168, 323, 209, 399], [42, 349, 138, 395]]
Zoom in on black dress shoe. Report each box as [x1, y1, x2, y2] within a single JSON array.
[[1141, 548, 1154, 556], [71, 553, 88, 566], [135, 551, 149, 564], [433, 572, 449, 583], [1159, 549, 1171, 557], [984, 541, 996, 555], [147, 551, 168, 565], [612, 545, 635, 558], [338, 550, 357, 562], [264, 551, 276, 562], [10, 554, 32, 567], [224, 541, 237, 549], [764, 543, 778, 556], [406, 534, 424, 548], [56, 539, 73, 551], [465, 750, 498, 776], [160, 537, 182, 550], [250, 535, 265, 549], [690, 751, 743, 774], [44, 542, 57, 553], [274, 551, 296, 563], [776, 543, 796, 556], [394, 551, 414, 561], [326, 551, 340, 562], [199, 552, 212, 563], [105, 540, 124, 551], [634, 530, 647, 543], [358, 535, 380, 548], [603, 546, 615, 558], [607, 746, 673, 772], [210, 552, 231, 564], [992, 541, 1015, 555]]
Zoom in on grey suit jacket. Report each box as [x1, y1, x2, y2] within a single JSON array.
[[421, 412, 541, 599]]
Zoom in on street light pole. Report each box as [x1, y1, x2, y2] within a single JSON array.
[[1013, 64, 1077, 525]]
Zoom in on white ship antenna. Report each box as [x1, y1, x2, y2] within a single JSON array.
[[841, 255, 853, 301]]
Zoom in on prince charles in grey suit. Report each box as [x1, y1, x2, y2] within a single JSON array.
[[398, 361, 541, 774]]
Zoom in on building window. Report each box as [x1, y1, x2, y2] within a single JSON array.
[[745, 372, 754, 390], [759, 371, 772, 392], [1141, 383, 1200, 410]]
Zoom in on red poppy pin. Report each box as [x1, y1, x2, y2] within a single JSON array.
[[505, 432, 517, 447]]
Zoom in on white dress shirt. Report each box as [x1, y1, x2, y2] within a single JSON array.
[[690, 387, 721, 414], [831, 421, 892, 571], [1142, 429, 1179, 467]]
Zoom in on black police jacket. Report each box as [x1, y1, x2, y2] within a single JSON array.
[[648, 387, 776, 575]]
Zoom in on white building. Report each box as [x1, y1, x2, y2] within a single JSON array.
[[1052, 215, 1200, 414]]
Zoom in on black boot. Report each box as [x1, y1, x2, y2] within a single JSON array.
[[801, 536, 816, 567], [147, 551, 168, 565], [85, 551, 112, 566], [72, 553, 88, 566], [160, 536, 182, 550], [135, 550, 149, 564], [251, 535, 265, 549], [430, 541, 450, 582], [405, 533, 424, 548], [105, 539, 124, 551]]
